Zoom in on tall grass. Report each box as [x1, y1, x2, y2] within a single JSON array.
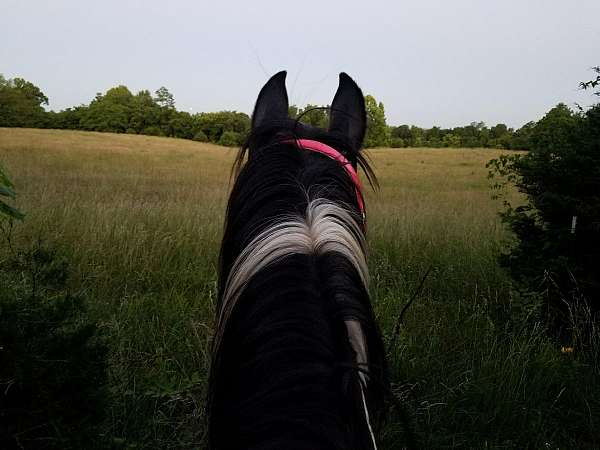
[[1, 128, 597, 449]]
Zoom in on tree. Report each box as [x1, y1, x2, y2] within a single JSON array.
[[424, 126, 442, 147], [458, 123, 484, 147], [389, 137, 406, 148], [487, 99, 600, 339], [79, 85, 134, 133], [410, 126, 424, 147], [442, 133, 461, 147], [512, 121, 535, 150], [193, 130, 209, 142], [489, 123, 514, 149], [129, 89, 160, 133], [296, 104, 329, 128], [192, 111, 250, 143], [391, 125, 411, 140], [288, 105, 299, 119], [103, 85, 134, 106], [364, 95, 390, 148], [169, 111, 194, 139], [49, 106, 88, 130], [154, 86, 175, 109], [218, 131, 243, 147], [0, 75, 49, 128]]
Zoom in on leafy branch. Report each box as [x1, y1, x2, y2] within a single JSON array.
[[579, 66, 600, 96], [0, 163, 24, 221]]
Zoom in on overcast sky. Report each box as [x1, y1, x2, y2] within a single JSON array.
[[2, 0, 599, 128]]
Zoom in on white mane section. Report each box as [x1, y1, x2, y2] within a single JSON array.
[[215, 197, 377, 448], [216, 198, 368, 340]]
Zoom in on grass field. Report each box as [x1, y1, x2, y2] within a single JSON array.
[[1, 128, 598, 449]]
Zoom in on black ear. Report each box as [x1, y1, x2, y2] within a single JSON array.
[[251, 71, 288, 130], [329, 73, 367, 149]]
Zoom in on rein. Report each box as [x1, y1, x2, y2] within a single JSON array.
[[288, 138, 366, 228]]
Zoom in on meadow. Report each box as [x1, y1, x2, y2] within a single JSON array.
[[1, 128, 597, 449]]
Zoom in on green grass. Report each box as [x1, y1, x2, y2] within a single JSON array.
[[1, 128, 598, 449]]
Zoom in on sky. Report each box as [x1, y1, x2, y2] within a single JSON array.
[[2, 0, 599, 129]]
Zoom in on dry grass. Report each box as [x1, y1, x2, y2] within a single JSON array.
[[2, 128, 595, 449], [0, 129, 513, 306]]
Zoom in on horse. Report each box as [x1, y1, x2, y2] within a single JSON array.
[[207, 71, 388, 449]]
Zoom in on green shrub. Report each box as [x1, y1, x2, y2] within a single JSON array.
[[0, 241, 108, 449], [0, 164, 24, 221], [192, 130, 209, 142], [142, 125, 164, 137], [218, 131, 241, 147], [488, 102, 600, 340], [389, 137, 406, 148]]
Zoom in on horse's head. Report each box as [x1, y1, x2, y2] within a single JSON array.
[[210, 71, 388, 450], [246, 71, 368, 170]]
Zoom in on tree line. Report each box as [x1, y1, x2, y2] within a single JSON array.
[[0, 75, 250, 146], [1, 73, 534, 149]]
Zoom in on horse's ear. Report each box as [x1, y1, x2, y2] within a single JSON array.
[[251, 71, 288, 130], [329, 73, 367, 149]]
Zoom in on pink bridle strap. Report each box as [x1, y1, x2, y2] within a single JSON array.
[[287, 138, 366, 228]]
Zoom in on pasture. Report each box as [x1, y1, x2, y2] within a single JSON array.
[[1, 128, 597, 449]]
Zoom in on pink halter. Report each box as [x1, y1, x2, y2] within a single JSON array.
[[289, 139, 366, 228]]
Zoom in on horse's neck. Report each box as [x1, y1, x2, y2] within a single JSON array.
[[210, 254, 374, 450]]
